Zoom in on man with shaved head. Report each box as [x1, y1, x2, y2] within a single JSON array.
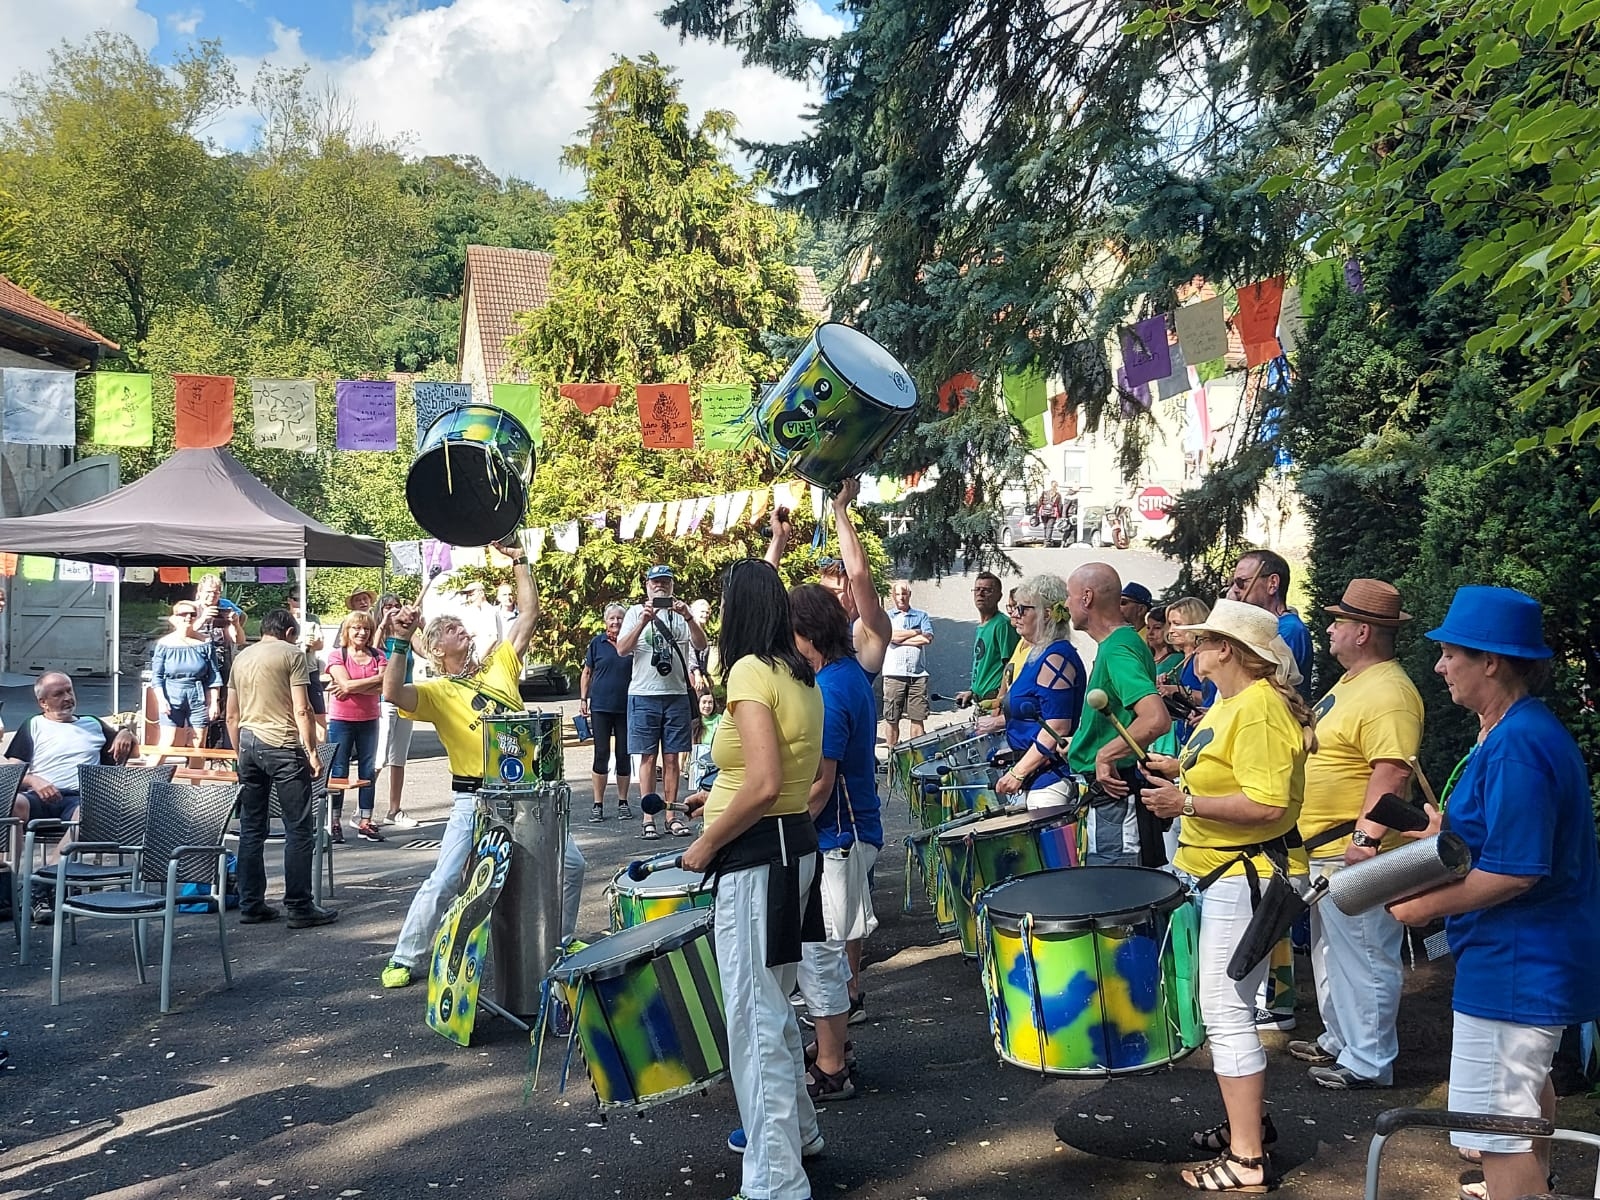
[[1065, 563, 1171, 865]]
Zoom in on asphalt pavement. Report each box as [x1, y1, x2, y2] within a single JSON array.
[[3, 549, 1597, 1200]]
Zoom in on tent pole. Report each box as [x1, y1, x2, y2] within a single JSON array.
[[298, 559, 307, 625], [111, 562, 121, 716]]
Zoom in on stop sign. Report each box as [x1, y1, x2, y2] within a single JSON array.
[[1137, 485, 1174, 522]]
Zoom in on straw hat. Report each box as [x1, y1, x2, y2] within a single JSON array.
[[1324, 578, 1410, 625], [1170, 598, 1303, 687]]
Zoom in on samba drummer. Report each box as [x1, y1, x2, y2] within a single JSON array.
[[377, 544, 587, 991]]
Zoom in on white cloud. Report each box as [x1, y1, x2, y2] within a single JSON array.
[[0, 0, 157, 103], [166, 7, 205, 35]]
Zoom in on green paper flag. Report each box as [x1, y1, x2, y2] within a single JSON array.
[[1003, 364, 1048, 421], [1021, 412, 1048, 450], [189, 565, 225, 583], [700, 384, 751, 450], [20, 555, 54, 582], [491, 383, 542, 448], [1299, 259, 1344, 317], [92, 372, 153, 447]]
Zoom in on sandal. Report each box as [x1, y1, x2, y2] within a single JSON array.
[[1191, 1114, 1278, 1154], [804, 1039, 857, 1070], [1182, 1151, 1271, 1193], [642, 826, 660, 840], [668, 818, 691, 837]]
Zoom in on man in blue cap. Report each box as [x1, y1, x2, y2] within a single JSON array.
[[615, 564, 706, 839]]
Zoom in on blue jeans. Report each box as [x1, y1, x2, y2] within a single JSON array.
[[328, 719, 379, 815]]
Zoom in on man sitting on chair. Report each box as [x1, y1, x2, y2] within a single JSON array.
[[6, 672, 136, 921]]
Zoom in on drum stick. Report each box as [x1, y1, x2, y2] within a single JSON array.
[[1408, 755, 1440, 808], [1086, 688, 1149, 762], [626, 854, 685, 882]]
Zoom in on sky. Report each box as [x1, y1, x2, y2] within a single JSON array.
[[0, 0, 843, 194]]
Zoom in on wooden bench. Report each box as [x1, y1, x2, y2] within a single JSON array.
[[140, 744, 238, 765], [171, 765, 370, 790]]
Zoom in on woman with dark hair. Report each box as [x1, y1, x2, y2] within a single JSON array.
[[681, 559, 824, 1200], [1389, 587, 1600, 1200], [788, 582, 880, 1102]]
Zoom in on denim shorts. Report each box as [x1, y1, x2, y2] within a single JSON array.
[[159, 683, 208, 729], [627, 692, 694, 755]]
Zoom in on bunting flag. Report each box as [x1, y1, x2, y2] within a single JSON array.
[[486, 544, 514, 567], [699, 384, 750, 450], [521, 527, 546, 562], [1119, 316, 1172, 389], [173, 374, 235, 449], [673, 499, 695, 538], [92, 372, 153, 447], [1154, 341, 1191, 402], [641, 502, 665, 539], [663, 500, 682, 532], [58, 560, 92, 581], [452, 545, 487, 569], [1235, 277, 1286, 367], [257, 566, 289, 584], [1048, 392, 1078, 444], [252, 378, 317, 451], [1188, 366, 1213, 452], [771, 480, 797, 516], [1174, 297, 1228, 365], [20, 556, 54, 581], [158, 566, 190, 584], [335, 380, 398, 451], [637, 384, 694, 449], [938, 372, 979, 415], [1001, 365, 1048, 422], [123, 566, 155, 584], [1019, 412, 1047, 449], [0, 553, 15, 577], [491, 383, 543, 448], [619, 503, 648, 541], [747, 489, 770, 527], [1116, 365, 1152, 417], [810, 485, 826, 524], [412, 381, 472, 445], [559, 383, 621, 415], [1277, 285, 1306, 356], [727, 490, 750, 527], [3, 369, 75, 445], [91, 564, 118, 583], [224, 565, 256, 583], [585, 510, 608, 530], [1344, 259, 1365, 295], [1300, 259, 1344, 317], [190, 566, 225, 582], [390, 540, 423, 576], [711, 493, 733, 534], [421, 539, 453, 575], [551, 520, 580, 554], [1061, 340, 1111, 406]]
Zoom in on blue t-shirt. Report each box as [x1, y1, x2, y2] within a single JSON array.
[[1444, 696, 1600, 1026], [583, 633, 633, 713], [1176, 655, 1218, 744], [1277, 611, 1313, 701], [815, 657, 882, 850], [1003, 639, 1086, 788]]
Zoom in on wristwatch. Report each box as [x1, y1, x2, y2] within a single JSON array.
[[1351, 829, 1383, 848], [1181, 793, 1196, 817]]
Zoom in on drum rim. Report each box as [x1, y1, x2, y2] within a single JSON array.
[[907, 811, 988, 844], [979, 867, 1189, 932], [935, 810, 1075, 845], [417, 401, 535, 443], [609, 865, 714, 899], [550, 908, 713, 981], [812, 322, 918, 411]]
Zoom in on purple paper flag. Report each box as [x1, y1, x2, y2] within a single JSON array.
[[91, 564, 119, 583], [258, 566, 289, 584], [422, 539, 453, 574], [1120, 315, 1172, 389], [1344, 259, 1365, 294], [336, 380, 398, 451], [1116, 365, 1152, 418]]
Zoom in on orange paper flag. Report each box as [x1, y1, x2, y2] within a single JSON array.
[[173, 374, 236, 448], [938, 372, 978, 415], [1234, 277, 1286, 368], [158, 566, 191, 584], [0, 553, 16, 577], [560, 383, 622, 415], [636, 384, 694, 449], [1049, 392, 1079, 444]]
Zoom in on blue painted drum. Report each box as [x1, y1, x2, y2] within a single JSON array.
[[406, 402, 535, 546]]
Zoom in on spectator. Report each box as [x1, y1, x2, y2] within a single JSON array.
[[955, 571, 1019, 710], [1160, 596, 1218, 745], [373, 594, 418, 829], [1120, 581, 1153, 629], [1036, 481, 1065, 547], [6, 672, 136, 923], [615, 565, 706, 839], [147, 600, 222, 756], [495, 581, 518, 622], [881, 580, 934, 750], [227, 609, 336, 928], [687, 690, 722, 794], [286, 599, 328, 739], [580, 603, 634, 823], [689, 598, 714, 691], [326, 610, 387, 844], [455, 580, 502, 660], [194, 574, 246, 746], [346, 590, 376, 614]]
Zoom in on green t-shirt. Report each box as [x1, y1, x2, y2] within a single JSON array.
[[1068, 625, 1159, 773], [971, 612, 1021, 700], [1154, 650, 1184, 681]]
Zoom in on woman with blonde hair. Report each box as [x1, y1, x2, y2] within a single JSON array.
[[147, 600, 222, 755], [1138, 599, 1313, 1193], [978, 573, 1086, 811], [1160, 596, 1218, 744], [327, 609, 387, 843]]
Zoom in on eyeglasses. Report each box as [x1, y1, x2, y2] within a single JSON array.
[[174, 610, 197, 618], [1012, 603, 1038, 614]]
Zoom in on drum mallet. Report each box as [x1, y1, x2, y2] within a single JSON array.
[[625, 853, 686, 882], [1408, 755, 1441, 809], [639, 793, 691, 817], [1085, 688, 1149, 763]]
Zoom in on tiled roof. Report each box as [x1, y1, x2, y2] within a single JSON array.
[[794, 265, 830, 323], [0, 276, 119, 351], [462, 245, 554, 382]]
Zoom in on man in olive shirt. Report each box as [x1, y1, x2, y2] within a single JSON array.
[[1066, 563, 1171, 865], [227, 608, 337, 928], [955, 571, 1019, 708]]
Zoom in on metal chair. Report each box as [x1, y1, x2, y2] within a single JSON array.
[[50, 781, 239, 1013], [18, 764, 177, 965], [0, 762, 28, 942], [1364, 1107, 1600, 1200]]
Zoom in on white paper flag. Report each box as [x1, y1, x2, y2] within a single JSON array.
[[619, 503, 648, 541], [859, 477, 882, 505], [520, 527, 545, 562], [453, 545, 487, 569], [642, 502, 665, 540], [711, 493, 733, 535], [811, 485, 826, 523], [663, 500, 682, 533], [224, 565, 256, 582], [58, 560, 92, 581], [727, 490, 750, 528], [124, 567, 156, 584], [748, 489, 770, 527], [1174, 297, 1228, 365], [390, 540, 423, 576], [674, 498, 696, 538], [3, 368, 76, 445], [772, 480, 797, 516], [552, 520, 581, 554]]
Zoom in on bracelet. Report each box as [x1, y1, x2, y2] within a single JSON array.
[[1007, 767, 1025, 784], [384, 637, 410, 655]]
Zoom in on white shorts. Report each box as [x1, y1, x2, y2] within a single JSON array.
[[376, 700, 414, 769], [1448, 1011, 1563, 1154]]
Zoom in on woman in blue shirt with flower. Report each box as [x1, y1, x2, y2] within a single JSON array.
[[1390, 586, 1600, 1200]]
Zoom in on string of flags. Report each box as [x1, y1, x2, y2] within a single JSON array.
[[0, 559, 299, 584]]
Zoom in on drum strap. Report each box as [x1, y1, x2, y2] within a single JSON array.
[[1186, 835, 1293, 910], [1301, 820, 1357, 855]]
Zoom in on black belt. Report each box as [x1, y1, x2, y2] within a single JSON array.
[[452, 774, 483, 793]]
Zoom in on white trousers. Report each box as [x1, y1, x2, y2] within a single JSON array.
[[716, 856, 821, 1200], [1198, 874, 1272, 1078], [1308, 856, 1405, 1083], [391, 792, 586, 969]]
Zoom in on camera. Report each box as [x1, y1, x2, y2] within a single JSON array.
[[651, 643, 675, 676]]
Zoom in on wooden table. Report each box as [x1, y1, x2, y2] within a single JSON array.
[[172, 767, 371, 790]]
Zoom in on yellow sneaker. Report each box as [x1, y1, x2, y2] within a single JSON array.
[[381, 961, 415, 989]]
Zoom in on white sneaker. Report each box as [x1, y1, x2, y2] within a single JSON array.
[[387, 811, 421, 829]]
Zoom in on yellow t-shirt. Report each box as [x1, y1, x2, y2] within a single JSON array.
[[1301, 658, 1423, 856], [1174, 678, 1306, 881], [704, 655, 823, 829], [402, 641, 525, 777]]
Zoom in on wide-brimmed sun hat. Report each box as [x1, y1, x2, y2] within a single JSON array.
[[1324, 578, 1411, 625], [1171, 597, 1303, 687], [1425, 585, 1551, 659]]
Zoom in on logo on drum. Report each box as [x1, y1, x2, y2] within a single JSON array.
[[892, 371, 910, 393], [499, 756, 525, 784]]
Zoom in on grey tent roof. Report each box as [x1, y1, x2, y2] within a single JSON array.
[[0, 447, 386, 566]]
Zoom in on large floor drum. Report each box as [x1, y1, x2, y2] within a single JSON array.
[[407, 403, 535, 546]]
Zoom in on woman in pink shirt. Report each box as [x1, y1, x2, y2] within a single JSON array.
[[327, 610, 387, 843]]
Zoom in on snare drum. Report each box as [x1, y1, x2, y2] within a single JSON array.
[[941, 731, 1004, 769], [753, 323, 918, 488], [978, 867, 1203, 1075], [937, 809, 1080, 956], [927, 763, 1004, 827], [481, 712, 564, 787], [889, 727, 966, 808], [904, 810, 987, 933], [608, 864, 714, 930], [549, 909, 728, 1111], [406, 403, 535, 546]]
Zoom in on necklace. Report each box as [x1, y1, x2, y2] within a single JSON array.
[[440, 658, 483, 683]]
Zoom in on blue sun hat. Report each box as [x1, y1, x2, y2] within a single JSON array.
[[1425, 585, 1551, 659]]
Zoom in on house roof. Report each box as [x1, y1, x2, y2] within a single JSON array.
[[461, 245, 553, 384], [794, 266, 830, 323], [0, 276, 119, 368]]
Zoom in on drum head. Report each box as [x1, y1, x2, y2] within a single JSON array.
[[815, 323, 918, 411], [982, 866, 1187, 933], [612, 865, 712, 898], [551, 908, 711, 982]]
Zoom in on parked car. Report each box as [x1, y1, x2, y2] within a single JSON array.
[[519, 656, 572, 699], [995, 505, 1058, 548]]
